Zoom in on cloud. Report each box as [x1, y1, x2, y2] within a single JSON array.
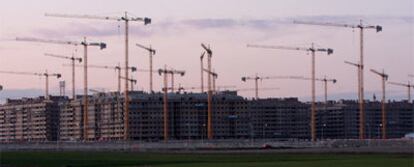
[[292, 15, 414, 25], [29, 15, 413, 39], [29, 18, 288, 39], [32, 21, 153, 39], [180, 19, 239, 29]]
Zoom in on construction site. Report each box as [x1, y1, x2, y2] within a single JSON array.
[[0, 2, 414, 162]]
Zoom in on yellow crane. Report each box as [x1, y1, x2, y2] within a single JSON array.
[[167, 68, 185, 93], [0, 70, 61, 99], [46, 12, 151, 140], [136, 43, 156, 93], [203, 68, 218, 93], [178, 85, 236, 93], [241, 74, 293, 99], [45, 53, 82, 99], [294, 20, 382, 140], [370, 69, 388, 139], [158, 65, 186, 142], [120, 76, 137, 91], [200, 52, 206, 93], [388, 81, 414, 102], [212, 69, 218, 93], [290, 76, 337, 106], [65, 64, 136, 93], [201, 43, 214, 140], [247, 43, 333, 142], [16, 37, 106, 141]]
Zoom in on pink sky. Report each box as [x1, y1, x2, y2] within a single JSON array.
[[0, 0, 413, 101]]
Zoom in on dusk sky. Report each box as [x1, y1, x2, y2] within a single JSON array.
[[0, 0, 413, 102]]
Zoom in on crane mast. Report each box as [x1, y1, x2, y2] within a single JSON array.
[[136, 43, 156, 93], [201, 43, 214, 140], [203, 68, 217, 93], [158, 66, 186, 142], [290, 76, 337, 104], [370, 69, 388, 139], [388, 81, 414, 102], [120, 76, 137, 91], [200, 52, 206, 93], [241, 74, 260, 99], [167, 68, 185, 93], [212, 69, 217, 93], [45, 53, 82, 100]]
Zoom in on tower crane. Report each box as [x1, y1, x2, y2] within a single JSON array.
[[289, 76, 337, 105], [120, 76, 137, 91], [130, 68, 159, 92], [247, 43, 333, 142], [370, 69, 388, 139], [0, 70, 61, 99], [200, 52, 206, 93], [16, 37, 106, 141], [177, 85, 236, 93], [294, 20, 382, 140], [45, 53, 82, 99], [388, 81, 414, 102], [167, 68, 185, 93], [65, 64, 136, 93], [203, 69, 218, 93], [344, 60, 361, 99], [136, 43, 156, 93], [157, 65, 179, 142], [212, 69, 218, 93], [241, 74, 260, 99], [46, 12, 151, 140], [201, 43, 214, 140], [241, 74, 293, 99]]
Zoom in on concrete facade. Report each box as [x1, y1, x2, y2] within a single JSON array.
[[1, 91, 413, 142], [0, 96, 66, 142], [316, 100, 414, 139]]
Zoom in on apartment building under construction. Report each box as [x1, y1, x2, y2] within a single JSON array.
[[0, 91, 413, 142], [0, 96, 66, 142]]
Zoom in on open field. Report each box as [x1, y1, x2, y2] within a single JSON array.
[[1, 152, 413, 167]]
